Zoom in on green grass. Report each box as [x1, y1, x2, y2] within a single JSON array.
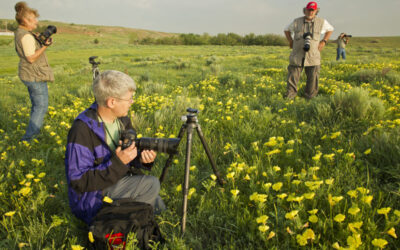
[[0, 26, 400, 249]]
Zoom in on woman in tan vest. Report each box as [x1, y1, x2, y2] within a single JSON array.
[[14, 2, 54, 142]]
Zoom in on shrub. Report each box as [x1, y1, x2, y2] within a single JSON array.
[[332, 87, 385, 120], [350, 69, 380, 83]]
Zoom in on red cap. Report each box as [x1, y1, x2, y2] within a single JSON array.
[[306, 2, 318, 10]]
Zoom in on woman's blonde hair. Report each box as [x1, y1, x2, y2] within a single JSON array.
[[15, 2, 39, 25]]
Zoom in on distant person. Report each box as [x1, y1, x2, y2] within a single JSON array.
[[284, 1, 333, 99], [65, 70, 165, 225], [336, 33, 350, 60], [14, 1, 54, 142]]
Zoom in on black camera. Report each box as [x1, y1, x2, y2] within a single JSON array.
[[89, 56, 100, 67], [303, 32, 312, 52], [36, 25, 57, 45], [121, 129, 180, 155], [344, 35, 352, 38]]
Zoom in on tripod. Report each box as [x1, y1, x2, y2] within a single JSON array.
[[159, 108, 225, 234], [89, 56, 101, 80]]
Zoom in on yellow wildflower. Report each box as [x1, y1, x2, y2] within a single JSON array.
[[304, 192, 315, 200], [347, 190, 358, 198], [308, 209, 318, 215], [5, 211, 16, 217], [188, 187, 196, 199], [309, 215, 318, 223], [267, 231, 275, 240], [210, 174, 217, 181], [377, 207, 391, 216], [19, 187, 31, 196], [292, 180, 301, 185], [332, 242, 341, 249], [277, 193, 287, 199], [296, 234, 308, 246], [362, 195, 373, 206], [226, 172, 235, 179], [303, 229, 315, 240], [258, 225, 269, 233], [272, 182, 283, 191], [347, 233, 362, 249], [176, 184, 182, 192], [325, 178, 334, 185], [231, 189, 240, 198], [312, 152, 322, 161], [371, 238, 388, 249], [334, 214, 346, 223], [26, 174, 34, 179], [263, 183, 272, 189], [273, 166, 281, 172], [348, 221, 363, 233], [266, 149, 281, 156], [364, 148, 371, 155], [330, 131, 341, 139], [71, 245, 85, 250], [285, 210, 298, 220], [256, 215, 269, 224], [387, 227, 397, 238], [348, 206, 360, 216], [357, 187, 370, 194]]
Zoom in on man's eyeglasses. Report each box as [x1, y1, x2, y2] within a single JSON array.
[[114, 93, 135, 103]]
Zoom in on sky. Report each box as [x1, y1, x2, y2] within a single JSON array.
[[1, 0, 399, 37]]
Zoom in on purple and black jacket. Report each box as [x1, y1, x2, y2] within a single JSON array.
[[65, 103, 143, 224]]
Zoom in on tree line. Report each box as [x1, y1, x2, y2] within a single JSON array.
[[134, 33, 287, 46]]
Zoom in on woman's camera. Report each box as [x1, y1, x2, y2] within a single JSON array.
[[37, 25, 57, 45]]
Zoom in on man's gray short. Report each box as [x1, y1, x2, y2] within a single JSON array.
[[103, 175, 166, 214]]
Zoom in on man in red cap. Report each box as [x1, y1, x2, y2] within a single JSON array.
[[284, 1, 334, 99]]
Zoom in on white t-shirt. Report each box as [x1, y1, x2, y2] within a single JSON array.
[[284, 19, 334, 34], [21, 33, 36, 57]]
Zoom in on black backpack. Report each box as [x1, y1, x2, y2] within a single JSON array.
[[89, 198, 164, 249]]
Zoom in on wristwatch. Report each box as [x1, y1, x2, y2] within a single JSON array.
[[321, 39, 327, 44]]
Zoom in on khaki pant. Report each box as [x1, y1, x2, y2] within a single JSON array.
[[286, 65, 320, 99]]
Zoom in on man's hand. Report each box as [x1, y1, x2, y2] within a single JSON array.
[[141, 150, 157, 164], [115, 141, 138, 165], [318, 40, 326, 51], [284, 31, 293, 49]]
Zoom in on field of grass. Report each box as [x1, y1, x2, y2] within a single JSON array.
[[0, 25, 400, 249]]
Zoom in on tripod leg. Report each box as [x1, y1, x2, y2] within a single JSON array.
[[181, 123, 194, 234], [195, 125, 225, 186], [159, 124, 187, 183]]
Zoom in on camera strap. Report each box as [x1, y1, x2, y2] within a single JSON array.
[[303, 17, 315, 38], [98, 114, 122, 150]]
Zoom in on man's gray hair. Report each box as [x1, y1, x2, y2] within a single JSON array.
[[93, 70, 136, 106]]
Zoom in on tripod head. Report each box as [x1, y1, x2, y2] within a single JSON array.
[[89, 56, 100, 67], [182, 108, 199, 124]]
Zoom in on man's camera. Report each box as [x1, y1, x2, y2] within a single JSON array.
[[36, 25, 57, 45], [344, 35, 352, 38], [121, 129, 180, 155], [303, 32, 312, 52]]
